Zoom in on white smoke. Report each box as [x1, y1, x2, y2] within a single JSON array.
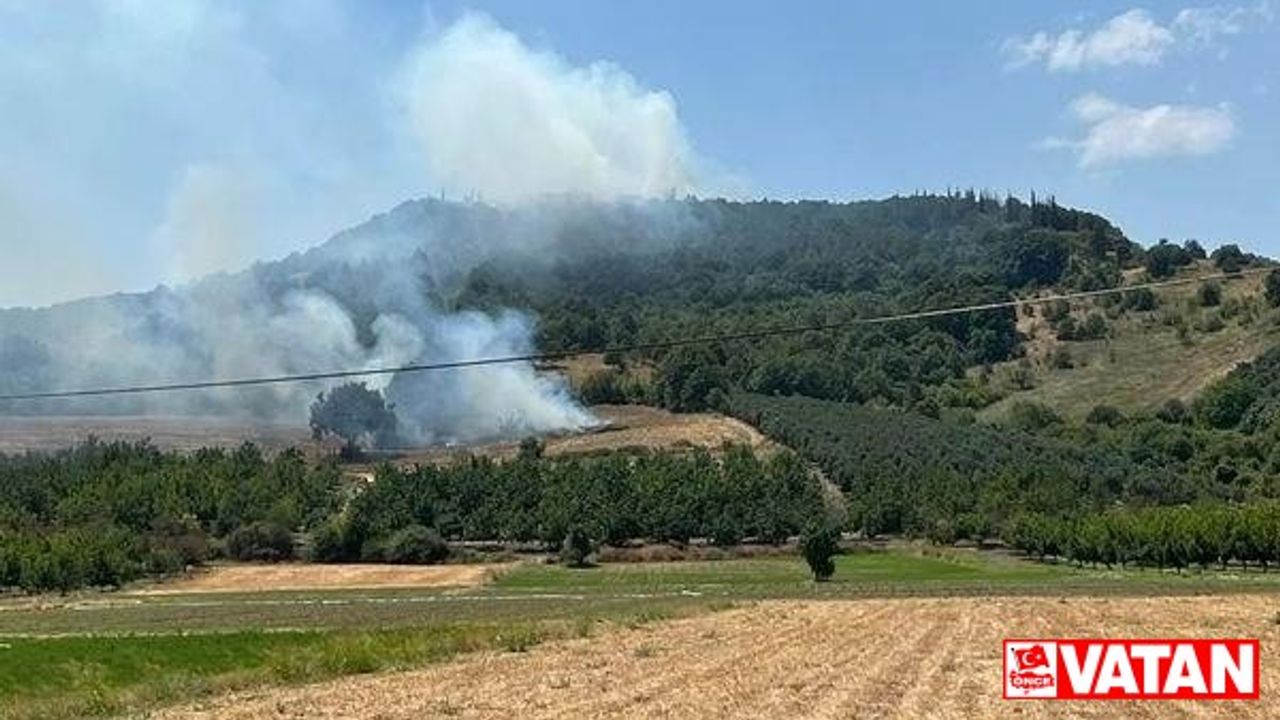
[[0, 9, 711, 445], [397, 12, 697, 203]]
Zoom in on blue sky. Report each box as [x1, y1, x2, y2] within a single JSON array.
[[1, 1, 1276, 307]]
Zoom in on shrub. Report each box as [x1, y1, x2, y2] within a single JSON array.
[[800, 523, 840, 582], [1197, 281, 1222, 307], [1007, 401, 1063, 432], [579, 371, 625, 404], [1122, 288, 1158, 312], [1144, 240, 1192, 279], [383, 524, 449, 565], [1266, 269, 1280, 308], [147, 515, 209, 568], [518, 436, 545, 461], [226, 521, 294, 562], [1156, 398, 1190, 424], [1086, 404, 1124, 427], [560, 525, 595, 568], [308, 516, 353, 562], [1211, 244, 1246, 273]]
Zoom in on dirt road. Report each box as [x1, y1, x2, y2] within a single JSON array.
[[159, 594, 1280, 719]]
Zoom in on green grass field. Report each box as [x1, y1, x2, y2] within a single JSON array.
[[6, 548, 1280, 719]]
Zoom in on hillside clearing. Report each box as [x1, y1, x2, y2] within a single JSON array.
[[984, 267, 1280, 421], [157, 594, 1280, 719], [131, 563, 506, 595]]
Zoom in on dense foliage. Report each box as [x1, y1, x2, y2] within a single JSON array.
[[0, 442, 342, 592], [0, 441, 825, 592], [1194, 344, 1280, 434], [309, 382, 400, 452], [1006, 504, 1280, 571], [458, 193, 1137, 412], [728, 392, 1280, 541], [323, 446, 826, 561]]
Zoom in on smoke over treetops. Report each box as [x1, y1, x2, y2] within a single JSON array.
[[0, 10, 712, 445]]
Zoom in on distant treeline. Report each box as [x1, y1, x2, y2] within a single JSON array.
[[1006, 504, 1280, 571], [0, 440, 825, 593]]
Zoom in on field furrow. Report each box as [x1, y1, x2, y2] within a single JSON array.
[[158, 594, 1280, 719]]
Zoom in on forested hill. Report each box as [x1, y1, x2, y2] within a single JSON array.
[[457, 193, 1143, 411], [0, 192, 1144, 417]]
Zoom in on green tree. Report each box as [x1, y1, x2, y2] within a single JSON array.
[[800, 523, 840, 581], [226, 521, 294, 562], [383, 524, 449, 565], [309, 382, 400, 455], [560, 525, 595, 568]]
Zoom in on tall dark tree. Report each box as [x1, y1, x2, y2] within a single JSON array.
[[309, 382, 400, 453]]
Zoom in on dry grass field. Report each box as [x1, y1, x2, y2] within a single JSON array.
[[387, 404, 772, 467], [0, 415, 324, 455], [131, 563, 507, 595], [0, 404, 765, 463], [158, 593, 1280, 720]]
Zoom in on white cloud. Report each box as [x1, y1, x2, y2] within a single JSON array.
[[395, 13, 698, 203], [1049, 93, 1235, 167], [1004, 9, 1174, 71], [1174, 1, 1273, 44], [1004, 3, 1272, 72]]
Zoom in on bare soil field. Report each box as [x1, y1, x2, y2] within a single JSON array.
[[130, 563, 506, 595], [159, 593, 1280, 719]]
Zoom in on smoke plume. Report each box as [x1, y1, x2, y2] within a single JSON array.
[[397, 13, 697, 203], [0, 10, 706, 445]]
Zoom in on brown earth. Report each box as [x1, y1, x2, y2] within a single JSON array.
[[158, 594, 1280, 719], [130, 563, 505, 595], [384, 404, 772, 467]]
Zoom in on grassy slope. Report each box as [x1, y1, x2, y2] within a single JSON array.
[[981, 264, 1280, 421]]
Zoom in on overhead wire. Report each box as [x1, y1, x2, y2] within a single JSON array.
[[0, 265, 1270, 402]]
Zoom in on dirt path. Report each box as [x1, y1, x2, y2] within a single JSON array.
[[158, 594, 1280, 719], [132, 563, 506, 595]]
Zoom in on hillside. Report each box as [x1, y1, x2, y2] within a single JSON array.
[[0, 191, 1153, 445], [981, 262, 1280, 421]]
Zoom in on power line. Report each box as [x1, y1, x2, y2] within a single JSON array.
[[0, 266, 1270, 402]]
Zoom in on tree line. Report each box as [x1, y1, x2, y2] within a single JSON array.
[[1006, 503, 1280, 572], [313, 444, 826, 562], [0, 441, 342, 592], [727, 391, 1280, 542], [0, 439, 825, 592]]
